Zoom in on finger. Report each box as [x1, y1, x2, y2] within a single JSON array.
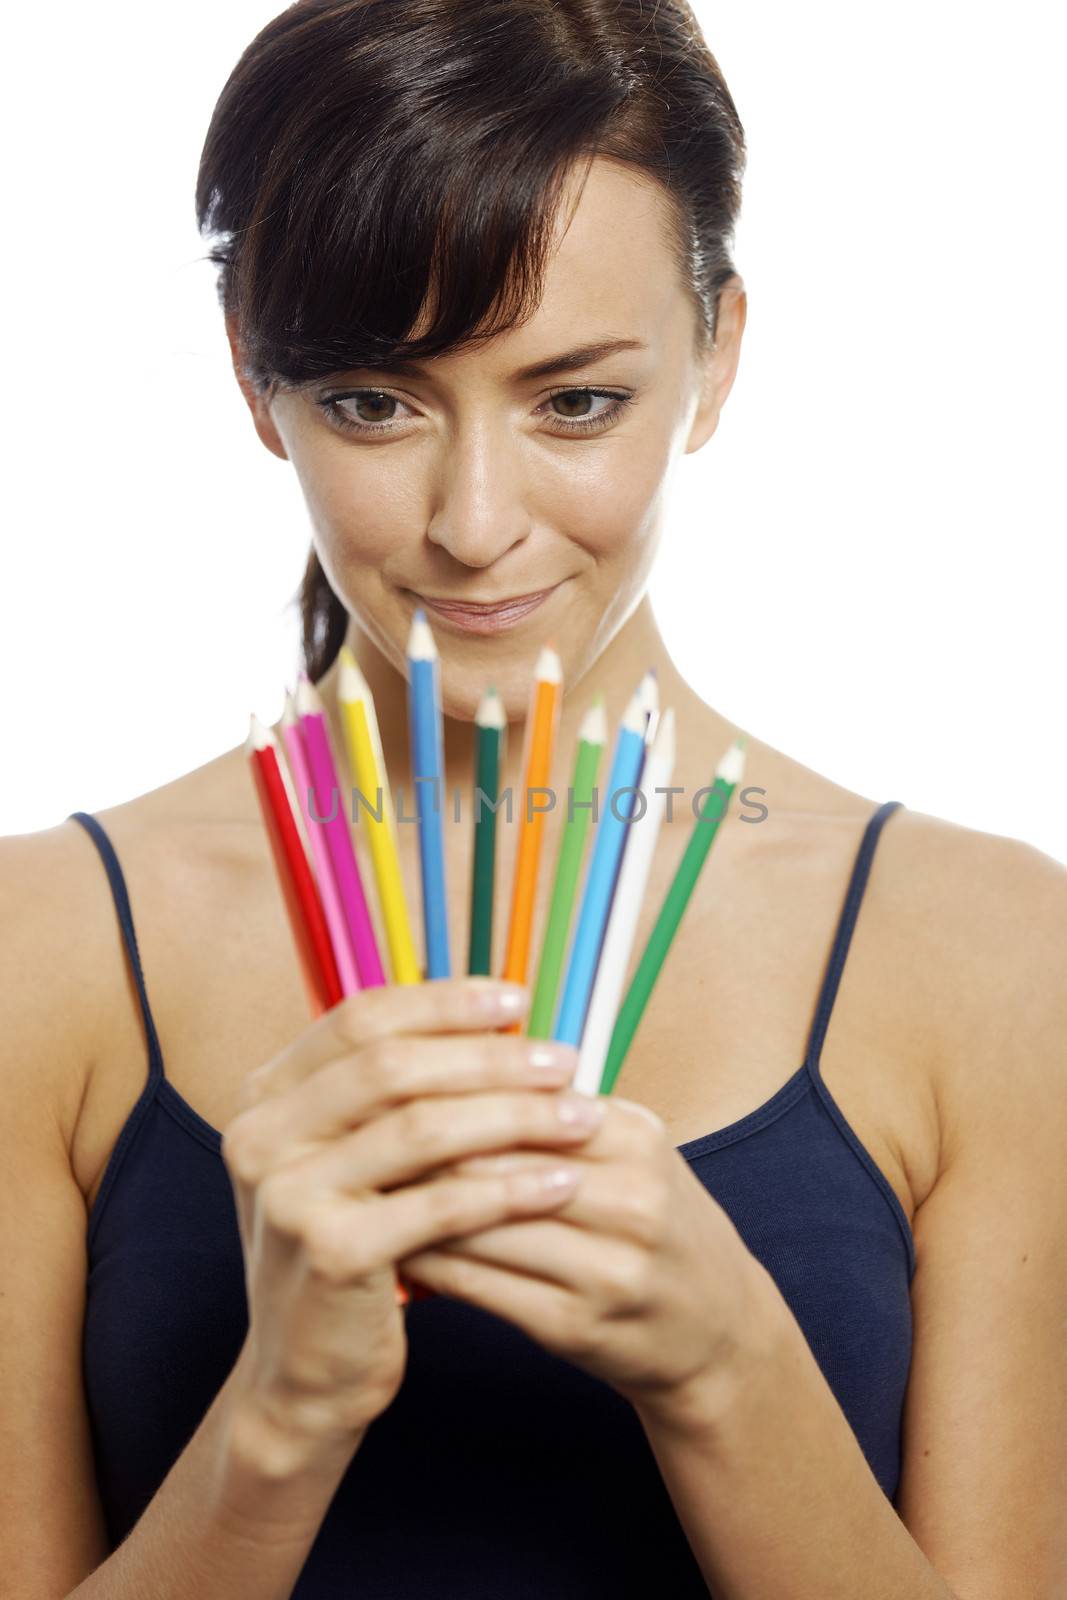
[[454, 1158, 671, 1254], [449, 1151, 561, 1178], [241, 977, 530, 1106], [426, 1157, 673, 1257], [433, 1217, 648, 1301], [271, 1164, 582, 1282], [400, 1245, 576, 1346], [227, 1037, 579, 1170], [284, 1087, 606, 1195], [425, 1097, 658, 1184]]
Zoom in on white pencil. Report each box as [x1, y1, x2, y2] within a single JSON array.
[[573, 707, 677, 1096], [637, 667, 659, 723]]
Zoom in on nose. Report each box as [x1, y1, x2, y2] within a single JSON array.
[[425, 423, 533, 568]]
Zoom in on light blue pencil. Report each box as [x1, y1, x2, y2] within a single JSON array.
[[552, 678, 649, 1046], [407, 608, 450, 978]]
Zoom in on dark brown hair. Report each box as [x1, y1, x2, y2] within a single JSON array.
[[195, 0, 746, 682]]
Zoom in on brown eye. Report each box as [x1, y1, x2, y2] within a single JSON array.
[[317, 389, 418, 434], [551, 390, 595, 418], [542, 388, 634, 435], [347, 392, 397, 423]]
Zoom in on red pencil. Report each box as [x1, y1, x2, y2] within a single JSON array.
[[246, 714, 343, 1016], [247, 712, 420, 1310]]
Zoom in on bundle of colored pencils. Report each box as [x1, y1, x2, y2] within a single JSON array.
[[247, 609, 746, 1102]]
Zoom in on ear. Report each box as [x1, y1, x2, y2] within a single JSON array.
[[684, 278, 747, 455], [224, 313, 289, 462]]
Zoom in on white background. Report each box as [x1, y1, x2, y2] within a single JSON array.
[[2, 2, 1063, 860]]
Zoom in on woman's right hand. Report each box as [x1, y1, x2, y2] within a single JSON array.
[[220, 977, 600, 1466]]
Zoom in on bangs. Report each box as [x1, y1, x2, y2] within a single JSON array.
[[197, 3, 652, 390]]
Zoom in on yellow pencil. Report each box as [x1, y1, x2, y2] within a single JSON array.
[[338, 646, 421, 984]]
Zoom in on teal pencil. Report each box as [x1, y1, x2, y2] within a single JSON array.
[[468, 687, 506, 974]]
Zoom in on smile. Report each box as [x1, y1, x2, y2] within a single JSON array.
[[408, 585, 560, 635]]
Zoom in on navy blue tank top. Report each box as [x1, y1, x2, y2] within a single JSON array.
[[70, 800, 914, 1596]]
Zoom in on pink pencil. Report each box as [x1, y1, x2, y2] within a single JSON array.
[[296, 674, 386, 988], [281, 689, 362, 996]]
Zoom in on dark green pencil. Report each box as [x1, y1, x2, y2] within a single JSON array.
[[468, 686, 506, 975]]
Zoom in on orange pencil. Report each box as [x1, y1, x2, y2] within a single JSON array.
[[246, 714, 343, 1017], [501, 644, 562, 1026]]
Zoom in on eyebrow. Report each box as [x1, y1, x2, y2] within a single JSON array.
[[345, 338, 648, 385]]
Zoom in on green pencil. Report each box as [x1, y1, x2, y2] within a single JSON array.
[[468, 687, 506, 975], [527, 698, 607, 1038], [598, 734, 747, 1093]]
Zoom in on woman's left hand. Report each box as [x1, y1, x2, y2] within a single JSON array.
[[397, 1091, 769, 1426]]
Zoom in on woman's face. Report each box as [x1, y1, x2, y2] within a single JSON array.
[[240, 156, 745, 720]]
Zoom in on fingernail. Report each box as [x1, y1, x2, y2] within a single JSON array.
[[516, 1165, 579, 1200], [556, 1091, 605, 1129], [477, 981, 527, 1017], [526, 1042, 577, 1077]]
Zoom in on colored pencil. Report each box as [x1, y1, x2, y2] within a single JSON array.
[[502, 644, 563, 1001], [527, 697, 607, 1039], [638, 667, 659, 725], [599, 734, 746, 1095], [573, 707, 676, 1095], [246, 714, 343, 1016], [468, 686, 506, 976], [552, 678, 648, 1046], [281, 688, 362, 997], [273, 697, 313, 865], [296, 675, 386, 988], [338, 648, 421, 985], [407, 609, 450, 978]]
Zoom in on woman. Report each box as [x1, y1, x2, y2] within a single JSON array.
[[3, 1, 1064, 1595]]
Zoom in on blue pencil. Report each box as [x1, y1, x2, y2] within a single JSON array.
[[552, 677, 650, 1045], [407, 609, 451, 978]]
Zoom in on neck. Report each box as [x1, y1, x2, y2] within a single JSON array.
[[312, 593, 732, 796]]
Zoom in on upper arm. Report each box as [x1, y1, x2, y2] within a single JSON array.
[[0, 828, 111, 1595], [895, 833, 1067, 1600]]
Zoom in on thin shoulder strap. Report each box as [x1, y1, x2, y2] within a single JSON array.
[[804, 800, 904, 1078], [68, 811, 164, 1089]]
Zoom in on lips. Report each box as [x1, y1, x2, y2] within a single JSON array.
[[411, 585, 558, 635]]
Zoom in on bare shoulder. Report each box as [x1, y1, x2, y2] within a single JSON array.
[[0, 818, 127, 1150], [882, 812, 1067, 1587], [874, 804, 1067, 1168], [0, 743, 262, 1155]]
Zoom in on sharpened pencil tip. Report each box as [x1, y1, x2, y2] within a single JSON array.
[[246, 712, 275, 752], [407, 608, 438, 661], [339, 650, 371, 706], [636, 669, 659, 717], [295, 676, 322, 717], [475, 685, 507, 729], [716, 736, 746, 785], [533, 642, 563, 684], [620, 679, 649, 734], [579, 698, 609, 745]]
